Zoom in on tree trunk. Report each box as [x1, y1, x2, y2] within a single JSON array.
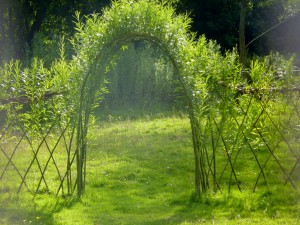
[[27, 2, 48, 46], [0, 6, 5, 41], [239, 0, 247, 67]]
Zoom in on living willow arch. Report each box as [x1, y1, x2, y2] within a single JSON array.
[[72, 0, 209, 197]]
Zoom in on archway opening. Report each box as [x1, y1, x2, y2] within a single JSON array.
[[95, 39, 187, 120], [80, 38, 197, 205]]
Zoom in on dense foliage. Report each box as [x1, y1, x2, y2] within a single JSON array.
[[0, 41, 74, 136]]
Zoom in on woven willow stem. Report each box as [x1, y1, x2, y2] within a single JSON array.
[[208, 116, 220, 193], [34, 123, 69, 195], [0, 135, 24, 180], [254, 126, 296, 189], [56, 144, 77, 196], [0, 141, 29, 190], [285, 157, 300, 186], [17, 118, 58, 192], [213, 118, 241, 193]]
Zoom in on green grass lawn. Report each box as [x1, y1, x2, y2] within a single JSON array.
[[0, 113, 299, 224]]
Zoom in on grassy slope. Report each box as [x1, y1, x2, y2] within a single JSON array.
[[0, 114, 299, 224]]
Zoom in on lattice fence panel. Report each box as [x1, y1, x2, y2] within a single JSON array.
[[207, 85, 300, 192], [0, 112, 77, 197]]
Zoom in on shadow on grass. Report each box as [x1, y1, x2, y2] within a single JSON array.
[[0, 205, 54, 225], [147, 187, 300, 225], [0, 193, 79, 225]]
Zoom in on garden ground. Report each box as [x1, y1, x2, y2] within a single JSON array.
[[0, 112, 299, 224]]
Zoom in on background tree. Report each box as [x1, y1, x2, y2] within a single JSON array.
[[0, 0, 111, 62], [0, 0, 24, 60], [176, 0, 300, 65], [0, 0, 299, 64]]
